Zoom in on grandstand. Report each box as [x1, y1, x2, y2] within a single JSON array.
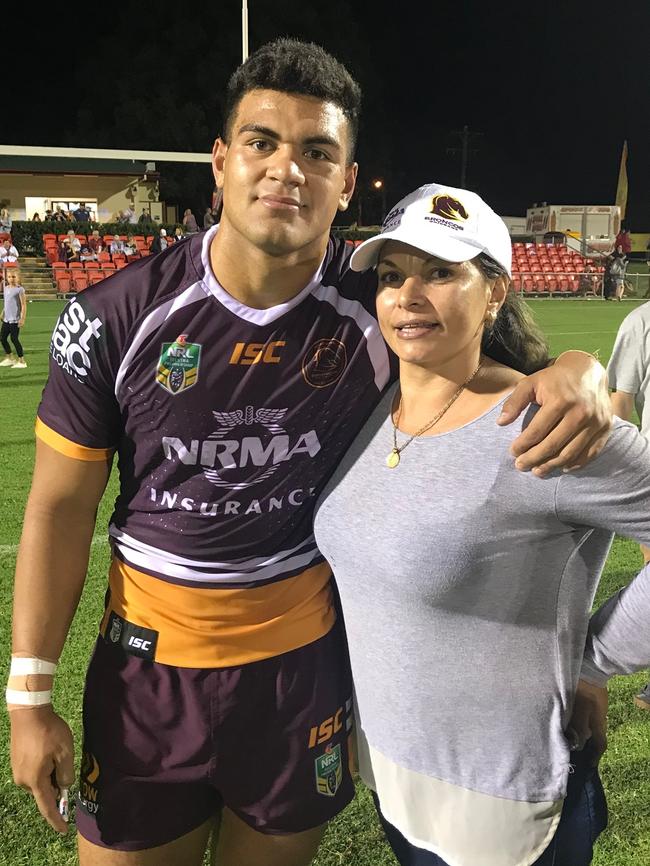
[[511, 241, 604, 296], [43, 233, 155, 298]]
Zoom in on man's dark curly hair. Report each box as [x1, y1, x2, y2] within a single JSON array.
[[224, 38, 362, 162]]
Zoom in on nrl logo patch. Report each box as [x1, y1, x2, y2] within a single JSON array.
[[315, 743, 343, 797], [156, 334, 201, 395]]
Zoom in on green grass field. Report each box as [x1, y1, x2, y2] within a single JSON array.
[[1, 299, 649, 865]]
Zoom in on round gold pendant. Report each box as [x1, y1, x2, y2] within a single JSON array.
[[386, 449, 400, 469]]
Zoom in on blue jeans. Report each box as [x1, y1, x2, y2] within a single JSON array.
[[373, 743, 608, 866]]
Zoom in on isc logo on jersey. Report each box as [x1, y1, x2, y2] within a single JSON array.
[[51, 301, 103, 382]]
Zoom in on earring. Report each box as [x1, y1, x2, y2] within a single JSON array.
[[484, 309, 497, 326]]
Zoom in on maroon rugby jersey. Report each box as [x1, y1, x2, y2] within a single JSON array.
[[37, 228, 392, 666]]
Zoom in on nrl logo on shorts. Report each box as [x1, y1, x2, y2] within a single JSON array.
[[156, 334, 202, 395], [315, 743, 342, 797], [109, 615, 122, 643]]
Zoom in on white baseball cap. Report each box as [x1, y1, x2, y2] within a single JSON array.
[[349, 183, 512, 277]]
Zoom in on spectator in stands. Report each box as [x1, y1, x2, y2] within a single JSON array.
[[610, 250, 628, 301], [73, 202, 91, 222], [66, 230, 81, 253], [138, 208, 153, 226], [614, 227, 632, 256], [0, 268, 27, 368], [110, 235, 125, 255], [203, 207, 215, 230], [608, 304, 650, 710], [32, 213, 41, 222], [44, 209, 53, 221], [182, 208, 199, 233], [58, 238, 78, 264], [0, 239, 19, 262], [0, 208, 12, 234], [88, 229, 103, 254], [79, 245, 97, 263], [173, 226, 186, 243], [579, 262, 598, 296], [149, 227, 169, 254], [123, 234, 137, 256], [52, 208, 67, 223]]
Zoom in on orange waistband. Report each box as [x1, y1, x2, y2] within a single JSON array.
[[100, 558, 336, 668]]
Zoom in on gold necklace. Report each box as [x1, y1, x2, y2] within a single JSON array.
[[386, 361, 482, 469]]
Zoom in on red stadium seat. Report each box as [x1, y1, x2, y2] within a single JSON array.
[[42, 233, 57, 242], [56, 277, 72, 294], [69, 262, 83, 269], [88, 272, 105, 285], [523, 278, 534, 292], [51, 262, 67, 270], [116, 261, 128, 269], [72, 273, 89, 291], [98, 251, 111, 263], [102, 262, 117, 270], [84, 261, 100, 269]]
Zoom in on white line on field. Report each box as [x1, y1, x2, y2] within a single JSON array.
[[545, 330, 618, 336], [0, 534, 106, 556]]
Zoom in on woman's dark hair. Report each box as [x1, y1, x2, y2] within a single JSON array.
[[476, 253, 549, 374], [224, 39, 362, 162]]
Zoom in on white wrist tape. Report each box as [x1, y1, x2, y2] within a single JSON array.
[[9, 657, 57, 677], [5, 688, 53, 706]]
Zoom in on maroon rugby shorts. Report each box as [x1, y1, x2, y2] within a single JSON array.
[[75, 620, 354, 850]]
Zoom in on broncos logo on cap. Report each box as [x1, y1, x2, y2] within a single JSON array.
[[430, 195, 469, 222]]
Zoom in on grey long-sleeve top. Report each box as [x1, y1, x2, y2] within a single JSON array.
[[314, 389, 650, 865]]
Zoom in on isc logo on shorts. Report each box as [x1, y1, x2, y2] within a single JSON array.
[[308, 707, 344, 748]]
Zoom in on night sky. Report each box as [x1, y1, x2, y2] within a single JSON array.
[[5, 1, 649, 227]]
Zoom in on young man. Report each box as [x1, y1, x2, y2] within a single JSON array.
[[9, 39, 612, 866], [0, 268, 27, 368], [608, 302, 650, 711]]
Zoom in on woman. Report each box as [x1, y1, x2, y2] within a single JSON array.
[[314, 183, 650, 866], [182, 208, 198, 233], [0, 207, 12, 234]]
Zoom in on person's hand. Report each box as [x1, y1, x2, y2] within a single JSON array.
[[565, 679, 608, 767], [19, 318, 25, 328], [10, 705, 74, 833], [497, 351, 611, 476]]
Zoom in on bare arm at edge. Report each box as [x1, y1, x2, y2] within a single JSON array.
[[10, 439, 111, 834], [12, 438, 112, 658], [610, 390, 635, 423]]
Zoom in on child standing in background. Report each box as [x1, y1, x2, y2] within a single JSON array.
[[0, 268, 27, 368]]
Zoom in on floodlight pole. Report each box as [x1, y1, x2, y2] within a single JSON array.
[[242, 0, 249, 62]]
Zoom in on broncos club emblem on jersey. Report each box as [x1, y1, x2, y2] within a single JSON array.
[[156, 335, 202, 395]]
